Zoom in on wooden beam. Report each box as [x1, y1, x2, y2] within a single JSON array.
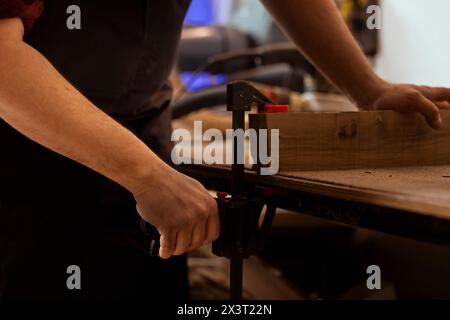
[[249, 110, 450, 171]]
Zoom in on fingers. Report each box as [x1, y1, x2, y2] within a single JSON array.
[[174, 197, 219, 255], [159, 231, 178, 259], [173, 226, 193, 256], [185, 201, 220, 250], [160, 198, 218, 258], [435, 101, 450, 110], [204, 205, 220, 245], [189, 220, 206, 251], [412, 94, 442, 129], [138, 178, 220, 259], [417, 86, 450, 103], [377, 89, 442, 129]]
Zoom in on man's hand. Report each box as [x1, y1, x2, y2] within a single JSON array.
[[261, 0, 450, 130], [359, 83, 450, 130], [134, 169, 219, 259]]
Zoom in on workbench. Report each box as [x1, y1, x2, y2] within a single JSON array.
[[179, 163, 450, 247], [169, 81, 450, 299]]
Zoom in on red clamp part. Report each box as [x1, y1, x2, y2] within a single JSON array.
[[216, 192, 229, 201], [258, 104, 289, 114]]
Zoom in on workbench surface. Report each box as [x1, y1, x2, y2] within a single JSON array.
[[179, 164, 450, 246], [280, 166, 450, 219]]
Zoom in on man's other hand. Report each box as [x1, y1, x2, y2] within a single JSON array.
[[360, 82, 450, 129]]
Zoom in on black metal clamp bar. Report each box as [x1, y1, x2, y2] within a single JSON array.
[[142, 81, 278, 300], [212, 81, 277, 300]]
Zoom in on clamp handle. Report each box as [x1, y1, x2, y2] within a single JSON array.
[[212, 191, 278, 260]]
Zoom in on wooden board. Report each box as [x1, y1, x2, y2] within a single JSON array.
[[249, 110, 450, 171]]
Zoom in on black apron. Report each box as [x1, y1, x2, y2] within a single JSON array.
[[0, 0, 190, 300]]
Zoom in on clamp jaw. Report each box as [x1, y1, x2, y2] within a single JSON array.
[[226, 80, 273, 112]]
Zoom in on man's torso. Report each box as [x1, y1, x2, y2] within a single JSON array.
[[25, 0, 190, 117]]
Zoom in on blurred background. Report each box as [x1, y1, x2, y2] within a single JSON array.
[[179, 0, 450, 90], [171, 0, 450, 300]]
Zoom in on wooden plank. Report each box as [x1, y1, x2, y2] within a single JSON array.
[[249, 110, 450, 171]]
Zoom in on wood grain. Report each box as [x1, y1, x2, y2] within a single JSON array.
[[278, 166, 450, 219], [179, 163, 450, 223], [249, 110, 450, 171], [179, 163, 450, 248]]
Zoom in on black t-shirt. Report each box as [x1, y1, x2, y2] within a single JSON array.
[[20, 0, 191, 117]]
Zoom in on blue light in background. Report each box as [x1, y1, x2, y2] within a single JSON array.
[[185, 0, 215, 25], [181, 72, 228, 92]]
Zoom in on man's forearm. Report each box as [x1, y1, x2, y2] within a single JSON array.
[[261, 0, 388, 108], [0, 21, 169, 195]]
